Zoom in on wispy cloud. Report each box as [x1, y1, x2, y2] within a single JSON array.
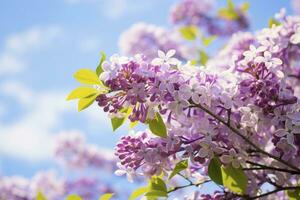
[[0, 80, 72, 161], [79, 38, 102, 53], [0, 26, 62, 76]]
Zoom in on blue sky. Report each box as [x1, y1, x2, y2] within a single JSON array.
[[0, 0, 295, 179]]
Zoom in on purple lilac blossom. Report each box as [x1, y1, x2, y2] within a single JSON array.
[[95, 13, 300, 197]]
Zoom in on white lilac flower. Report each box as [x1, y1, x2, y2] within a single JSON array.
[[290, 26, 300, 44], [151, 49, 180, 69], [220, 149, 242, 168], [242, 45, 267, 63]]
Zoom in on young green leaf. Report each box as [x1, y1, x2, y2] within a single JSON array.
[[221, 165, 248, 195], [179, 26, 198, 41], [148, 113, 167, 138], [269, 18, 281, 28], [111, 108, 132, 131], [145, 190, 168, 198], [208, 157, 223, 185], [286, 188, 300, 200], [199, 50, 209, 65], [66, 87, 99, 100], [202, 35, 217, 47], [36, 191, 47, 200], [99, 193, 114, 200], [129, 187, 148, 200], [66, 194, 82, 200], [129, 121, 139, 129], [78, 93, 98, 112], [149, 177, 167, 193], [73, 69, 102, 85], [169, 160, 188, 180], [96, 52, 106, 76], [241, 2, 250, 12]]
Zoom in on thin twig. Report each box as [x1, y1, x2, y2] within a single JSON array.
[[192, 102, 300, 172]]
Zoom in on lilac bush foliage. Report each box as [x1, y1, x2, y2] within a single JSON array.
[[68, 4, 300, 198]]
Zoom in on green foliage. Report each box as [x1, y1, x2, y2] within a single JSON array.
[[179, 26, 198, 41], [169, 160, 188, 180], [148, 112, 167, 138], [78, 93, 98, 111], [241, 2, 250, 12], [208, 157, 223, 185], [221, 165, 248, 195], [199, 50, 209, 65], [67, 87, 99, 100], [286, 188, 300, 200], [202, 35, 217, 47], [36, 192, 47, 200], [96, 52, 106, 76], [99, 193, 114, 200], [129, 187, 148, 200], [73, 69, 102, 85], [111, 108, 132, 131], [269, 18, 281, 28], [66, 194, 82, 200], [218, 0, 239, 20], [145, 177, 168, 198]]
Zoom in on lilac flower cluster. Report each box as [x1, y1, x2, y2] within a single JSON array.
[[94, 12, 300, 198], [54, 131, 115, 170], [293, 0, 300, 14], [169, 0, 249, 36], [119, 23, 195, 61]]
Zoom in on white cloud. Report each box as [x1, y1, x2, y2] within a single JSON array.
[[0, 81, 72, 161], [0, 26, 62, 76], [0, 80, 33, 105]]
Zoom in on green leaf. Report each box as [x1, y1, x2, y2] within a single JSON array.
[[169, 160, 188, 180], [149, 177, 167, 193], [218, 9, 239, 20], [111, 108, 132, 131], [241, 2, 250, 12], [208, 157, 223, 185], [96, 52, 106, 76], [66, 87, 99, 100], [179, 26, 198, 41], [221, 165, 248, 195], [36, 192, 47, 200], [74, 69, 102, 85], [66, 194, 82, 200], [129, 121, 139, 129], [202, 35, 217, 47], [129, 187, 148, 200], [199, 50, 209, 65], [269, 18, 281, 28], [145, 190, 168, 198], [286, 188, 300, 200], [148, 113, 167, 138], [99, 193, 114, 200], [78, 93, 98, 111], [227, 0, 235, 11]]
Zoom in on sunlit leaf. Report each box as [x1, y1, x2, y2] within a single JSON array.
[[199, 50, 209, 65], [202, 35, 217, 47], [208, 157, 223, 185], [74, 69, 102, 85], [66, 194, 82, 200], [169, 160, 188, 180], [145, 190, 168, 198], [179, 26, 198, 41], [286, 187, 300, 200], [96, 52, 106, 76], [66, 87, 99, 100], [148, 113, 167, 138], [269, 18, 281, 28], [78, 93, 98, 111], [129, 187, 148, 200], [99, 193, 114, 200], [129, 121, 139, 129], [111, 108, 132, 131], [221, 165, 248, 195], [36, 192, 47, 200], [241, 2, 250, 12]]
